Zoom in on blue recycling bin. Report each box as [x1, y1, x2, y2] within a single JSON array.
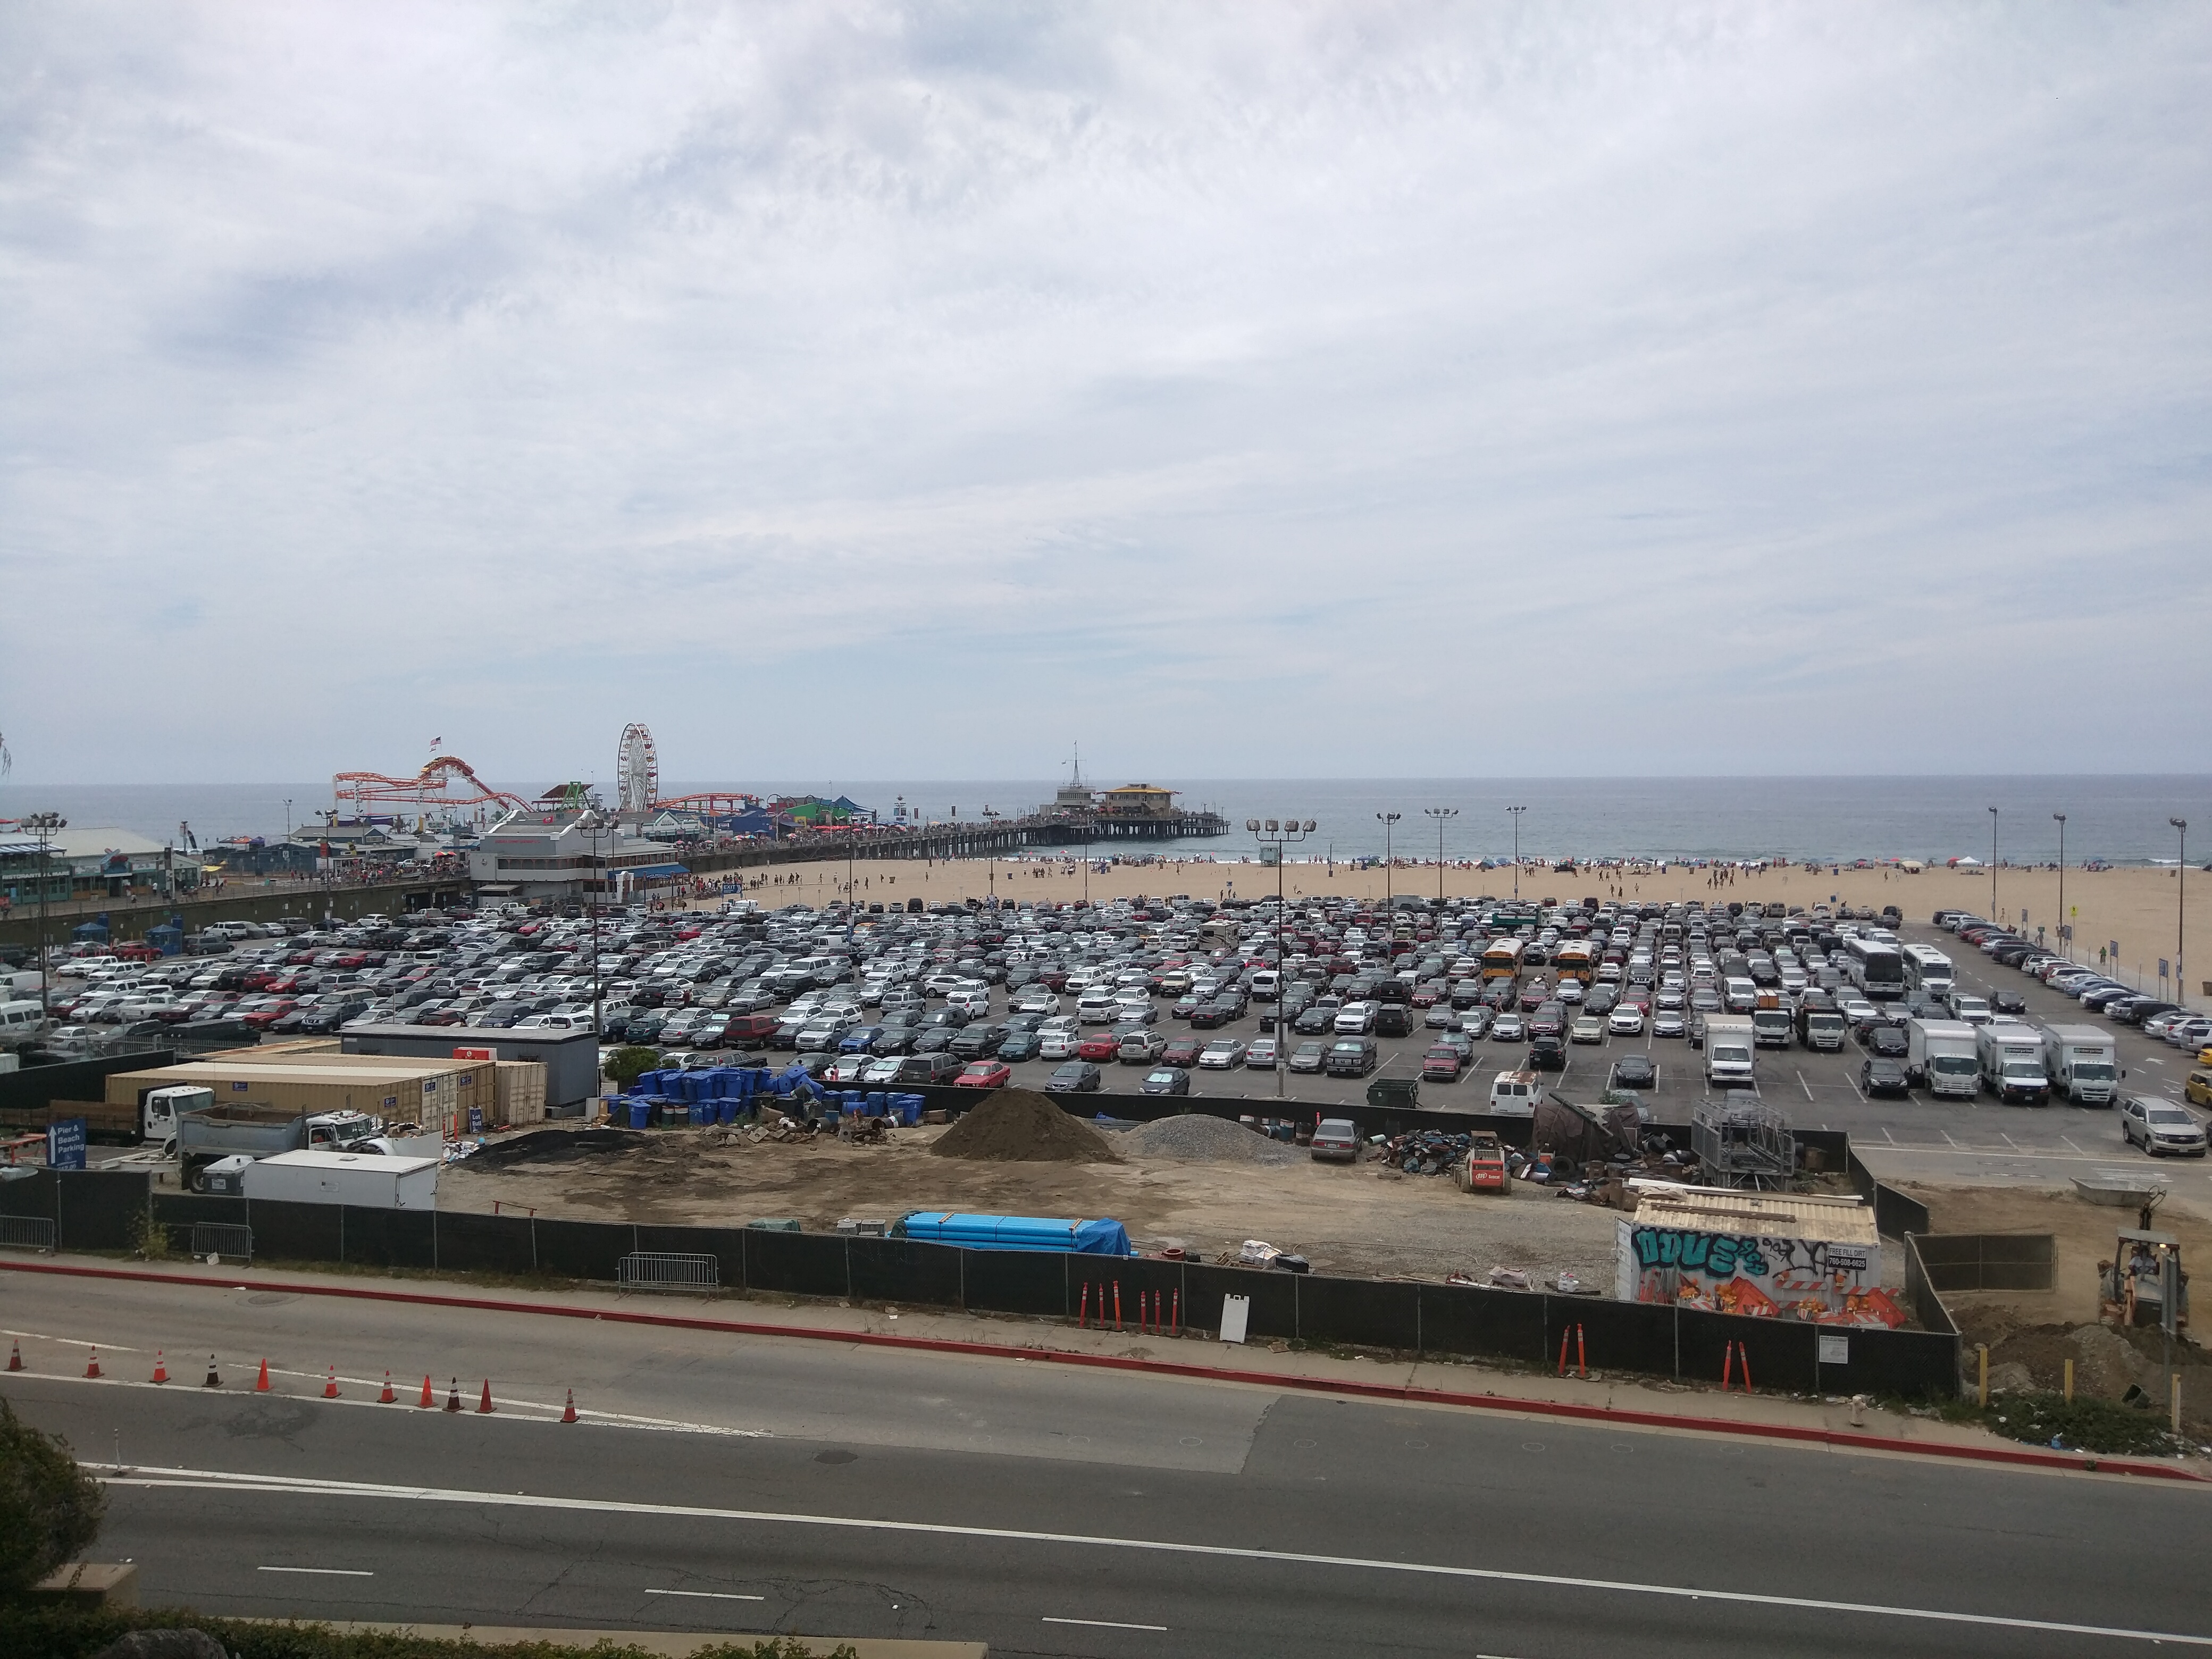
[[629, 1101, 650, 1130]]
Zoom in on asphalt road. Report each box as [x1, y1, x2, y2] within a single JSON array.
[[5, 1272, 2209, 1656]]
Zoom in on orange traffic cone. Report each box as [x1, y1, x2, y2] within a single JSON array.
[[476, 1379, 495, 1415], [151, 1351, 169, 1385], [444, 1378, 462, 1413], [9, 1338, 24, 1372], [322, 1364, 339, 1400], [85, 1347, 102, 1379], [255, 1358, 271, 1393], [378, 1371, 396, 1404], [418, 1375, 434, 1408], [560, 1389, 577, 1425]]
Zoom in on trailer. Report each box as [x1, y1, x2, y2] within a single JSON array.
[[240, 1149, 439, 1210]]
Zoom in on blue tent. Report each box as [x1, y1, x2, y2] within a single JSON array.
[[894, 1212, 1131, 1256]]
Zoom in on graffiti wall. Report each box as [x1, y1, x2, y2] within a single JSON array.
[[1614, 1218, 1905, 1328]]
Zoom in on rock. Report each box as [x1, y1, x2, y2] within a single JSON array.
[[95, 1631, 230, 1659], [1985, 1361, 2037, 1395]]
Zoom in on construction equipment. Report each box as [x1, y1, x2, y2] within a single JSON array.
[[2101, 1229, 2187, 1330], [1690, 1091, 1795, 1191], [1455, 1132, 1510, 1194]]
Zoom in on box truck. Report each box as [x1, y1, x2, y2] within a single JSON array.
[[1795, 1003, 1847, 1052], [240, 1149, 439, 1210], [2042, 1025, 2120, 1107], [1976, 1021, 2050, 1105], [1703, 1016, 1757, 1090], [1751, 1007, 1795, 1049], [1906, 1020, 1981, 1097]]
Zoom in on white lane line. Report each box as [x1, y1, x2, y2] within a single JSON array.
[[2062, 1137, 2087, 1154], [1881, 1125, 1896, 1145], [1044, 1616, 1170, 1631], [1797, 1071, 1814, 1102], [89, 1464, 2212, 1649], [647, 1588, 766, 1602], [1940, 1129, 1961, 1148], [258, 1565, 373, 1577]]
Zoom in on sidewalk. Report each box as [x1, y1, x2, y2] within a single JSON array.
[[7, 1253, 2202, 1481]]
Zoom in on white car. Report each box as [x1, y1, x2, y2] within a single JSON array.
[[1608, 1006, 1646, 1036], [1333, 1001, 1376, 1035], [859, 1056, 904, 1086], [1040, 1028, 1082, 1060]]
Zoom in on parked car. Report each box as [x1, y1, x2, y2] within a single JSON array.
[[1611, 1054, 1657, 1090], [1310, 1118, 1360, 1162], [1141, 1067, 1191, 1096], [1861, 1057, 1911, 1098], [955, 1060, 1011, 1090], [1420, 1045, 1463, 1081], [1528, 1034, 1566, 1071], [1045, 1060, 1103, 1093], [2118, 1094, 2207, 1156], [1288, 1040, 1327, 1074], [1199, 1038, 1249, 1070]]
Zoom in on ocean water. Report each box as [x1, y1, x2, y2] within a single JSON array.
[[4, 776, 2206, 867]]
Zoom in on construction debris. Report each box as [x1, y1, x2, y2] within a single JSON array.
[[930, 1090, 1118, 1164]]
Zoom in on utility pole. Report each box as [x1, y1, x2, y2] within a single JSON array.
[[2054, 812, 2067, 958], [1507, 806, 1526, 900], [1987, 807, 1999, 924], [2173, 818, 2189, 1008], [1249, 817, 1316, 1098], [1423, 807, 1457, 906], [1376, 812, 1400, 909], [27, 814, 66, 1014]]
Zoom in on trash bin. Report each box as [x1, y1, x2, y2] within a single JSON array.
[[629, 1101, 650, 1130], [1367, 1077, 1420, 1111]]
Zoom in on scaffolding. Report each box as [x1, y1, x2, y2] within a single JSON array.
[[1692, 1093, 1796, 1191]]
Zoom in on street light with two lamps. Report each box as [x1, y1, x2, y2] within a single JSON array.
[[1423, 807, 1457, 905], [1249, 816, 1317, 1098], [1376, 811, 1401, 908]]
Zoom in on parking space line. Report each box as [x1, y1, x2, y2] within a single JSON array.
[[1797, 1070, 1813, 1102], [1882, 1125, 1896, 1145], [1940, 1129, 1961, 1148]]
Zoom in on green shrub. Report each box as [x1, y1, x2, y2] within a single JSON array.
[[0, 1400, 106, 1597], [1984, 1390, 2185, 1457], [603, 1045, 661, 1091]]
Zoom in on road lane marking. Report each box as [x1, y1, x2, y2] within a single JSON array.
[[1797, 1071, 1813, 1102], [90, 1464, 2212, 1649], [258, 1566, 373, 1577], [647, 1588, 765, 1602], [1045, 1616, 1170, 1631]]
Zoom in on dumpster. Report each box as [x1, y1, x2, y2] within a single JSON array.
[[1367, 1077, 1420, 1110]]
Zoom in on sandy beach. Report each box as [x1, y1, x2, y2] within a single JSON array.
[[699, 852, 2203, 1006]]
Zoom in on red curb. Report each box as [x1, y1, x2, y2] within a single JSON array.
[[6, 1259, 2201, 1483]]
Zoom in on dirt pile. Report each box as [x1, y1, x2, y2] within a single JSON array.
[[930, 1089, 1118, 1164], [1119, 1113, 1297, 1166], [471, 1128, 647, 1170]]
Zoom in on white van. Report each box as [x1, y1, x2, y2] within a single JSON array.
[[1488, 1070, 1538, 1118], [0, 1000, 54, 1047]]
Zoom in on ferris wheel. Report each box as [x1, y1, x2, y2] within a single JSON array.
[[616, 723, 659, 815]]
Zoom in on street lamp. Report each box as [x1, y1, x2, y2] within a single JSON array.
[[1423, 807, 1458, 905], [1376, 812, 1401, 908], [1249, 817, 1317, 1098], [1507, 806, 1527, 900], [2054, 813, 2067, 956], [581, 807, 610, 1045], [1987, 807, 1999, 924], [2172, 818, 2189, 1007], [25, 814, 65, 1015]]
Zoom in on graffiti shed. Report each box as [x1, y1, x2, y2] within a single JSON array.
[[1616, 1187, 1903, 1329]]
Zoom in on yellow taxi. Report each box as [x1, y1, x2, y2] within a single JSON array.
[[2189, 1069, 2212, 1109]]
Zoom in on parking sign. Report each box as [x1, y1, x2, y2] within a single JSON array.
[[45, 1118, 87, 1171]]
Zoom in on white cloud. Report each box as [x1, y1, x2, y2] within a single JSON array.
[[1, 2, 2207, 782]]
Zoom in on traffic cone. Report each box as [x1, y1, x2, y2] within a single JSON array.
[[418, 1375, 434, 1408], [255, 1358, 271, 1393], [203, 1355, 222, 1388], [475, 1379, 495, 1414], [379, 1371, 396, 1404], [445, 1378, 462, 1413], [85, 1347, 102, 1379], [151, 1351, 169, 1385], [8, 1339, 23, 1372], [322, 1364, 339, 1400], [560, 1389, 577, 1425]]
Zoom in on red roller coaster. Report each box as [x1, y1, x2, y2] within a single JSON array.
[[332, 756, 529, 815]]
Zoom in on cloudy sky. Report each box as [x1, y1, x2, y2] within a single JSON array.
[[2, 3, 2207, 786]]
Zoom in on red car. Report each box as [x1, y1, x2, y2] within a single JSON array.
[[955, 1061, 1010, 1089], [1076, 1032, 1121, 1062], [1420, 1046, 1464, 1081], [1161, 1037, 1203, 1067], [240, 1001, 297, 1029]]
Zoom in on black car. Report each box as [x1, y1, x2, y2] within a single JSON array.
[[1529, 1034, 1567, 1071], [1861, 1056, 1911, 1097], [1189, 1001, 1237, 1030], [1293, 1005, 1335, 1035], [1046, 1060, 1103, 1093], [1140, 1066, 1191, 1096], [1990, 990, 2028, 1016], [1612, 1053, 1657, 1090], [995, 1030, 1043, 1062], [948, 1025, 1007, 1060], [1867, 1025, 1908, 1060], [912, 1027, 959, 1055], [1583, 984, 1620, 1016]]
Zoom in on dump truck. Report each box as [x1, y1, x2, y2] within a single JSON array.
[[177, 1102, 388, 1188]]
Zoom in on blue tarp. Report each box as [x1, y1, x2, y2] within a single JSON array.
[[626, 862, 690, 880], [895, 1212, 1132, 1256]]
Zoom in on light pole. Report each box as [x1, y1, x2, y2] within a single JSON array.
[[983, 809, 1000, 909], [1249, 816, 1316, 1098], [1376, 812, 1400, 909], [1423, 807, 1457, 905], [2172, 818, 2188, 1007], [582, 808, 609, 1045], [26, 813, 65, 1014], [2054, 813, 2067, 958], [1987, 807, 1999, 924], [1507, 806, 1526, 900]]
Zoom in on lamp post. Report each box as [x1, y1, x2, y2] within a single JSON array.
[[1249, 816, 1316, 1098], [1507, 806, 1526, 900], [26, 813, 65, 1014], [2054, 813, 2067, 957], [1376, 812, 1400, 909], [2173, 818, 2189, 1007], [1987, 807, 1999, 924], [1423, 807, 1457, 905], [982, 809, 1000, 910]]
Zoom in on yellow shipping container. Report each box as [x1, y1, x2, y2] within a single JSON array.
[[104, 1057, 497, 1138], [494, 1061, 548, 1127]]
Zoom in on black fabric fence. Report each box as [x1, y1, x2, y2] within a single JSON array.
[[1912, 1233, 2056, 1293], [1848, 1147, 1932, 1239]]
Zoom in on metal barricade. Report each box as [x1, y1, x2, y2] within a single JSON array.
[[0, 1216, 57, 1253], [617, 1252, 719, 1294], [189, 1222, 254, 1263]]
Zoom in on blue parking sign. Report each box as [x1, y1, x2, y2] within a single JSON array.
[[46, 1118, 87, 1171]]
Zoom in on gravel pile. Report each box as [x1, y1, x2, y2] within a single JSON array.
[[931, 1089, 1118, 1163], [471, 1127, 647, 1170], [1119, 1113, 1301, 1166]]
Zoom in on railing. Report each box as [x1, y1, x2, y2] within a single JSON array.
[[189, 1222, 254, 1263], [0, 1216, 56, 1253], [617, 1252, 719, 1293]]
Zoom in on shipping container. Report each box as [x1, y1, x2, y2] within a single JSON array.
[[241, 1148, 439, 1210], [102, 1056, 495, 1138], [494, 1060, 548, 1127]]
